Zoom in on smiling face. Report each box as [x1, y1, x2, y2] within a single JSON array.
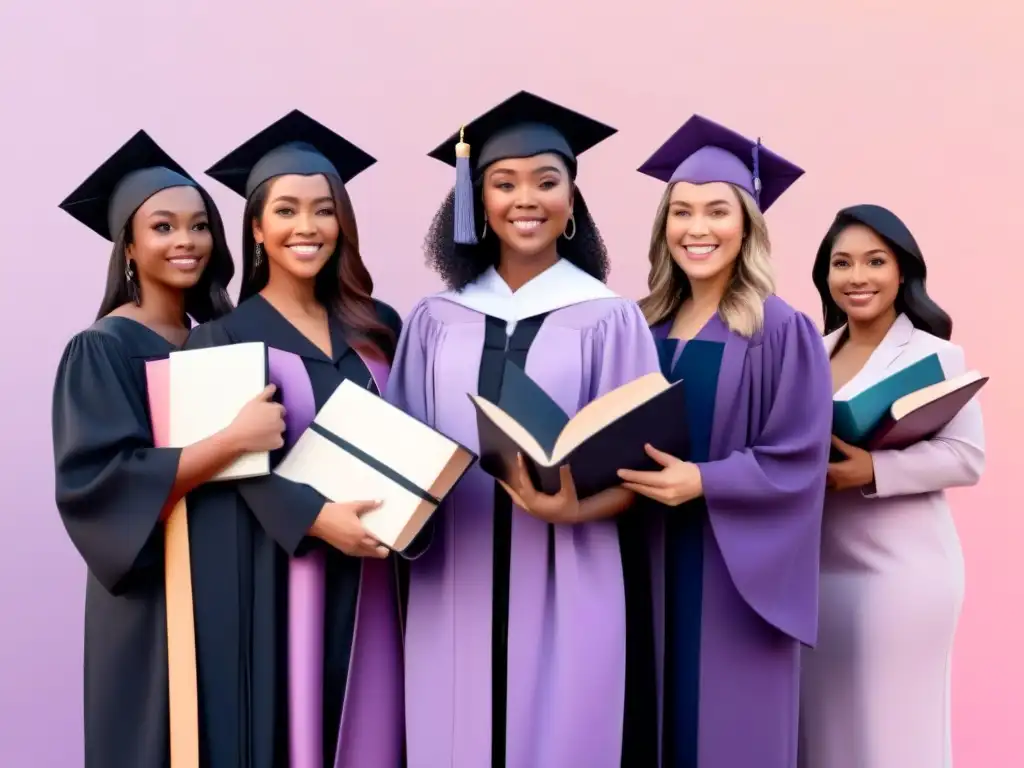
[[481, 152, 574, 259], [253, 173, 339, 282], [827, 223, 901, 326], [664, 181, 745, 286], [127, 185, 212, 291]]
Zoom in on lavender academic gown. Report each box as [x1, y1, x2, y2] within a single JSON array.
[[385, 260, 662, 768], [798, 314, 985, 768], [647, 296, 832, 768]]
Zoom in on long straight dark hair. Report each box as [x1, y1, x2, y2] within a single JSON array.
[[812, 204, 953, 340], [239, 173, 396, 362], [95, 185, 235, 323]]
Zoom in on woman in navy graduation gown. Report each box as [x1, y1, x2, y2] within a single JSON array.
[[183, 110, 405, 768], [617, 116, 833, 768], [386, 91, 662, 768], [51, 131, 287, 768]]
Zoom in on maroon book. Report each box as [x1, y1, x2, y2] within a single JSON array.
[[867, 370, 988, 450]]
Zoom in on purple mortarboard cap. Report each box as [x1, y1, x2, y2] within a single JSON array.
[[637, 114, 804, 211], [427, 91, 617, 245]]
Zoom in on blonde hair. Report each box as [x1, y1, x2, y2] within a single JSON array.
[[638, 183, 775, 337]]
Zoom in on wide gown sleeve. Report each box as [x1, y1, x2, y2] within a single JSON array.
[[184, 321, 325, 556], [52, 330, 182, 595], [695, 311, 833, 646], [590, 300, 663, 398], [384, 300, 440, 558], [866, 342, 986, 498]]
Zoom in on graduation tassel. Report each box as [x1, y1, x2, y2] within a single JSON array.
[[752, 137, 763, 208], [453, 126, 478, 245]]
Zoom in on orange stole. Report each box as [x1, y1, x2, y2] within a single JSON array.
[[145, 358, 199, 768]]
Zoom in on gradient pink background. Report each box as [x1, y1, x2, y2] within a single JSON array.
[[0, 1, 1019, 764]]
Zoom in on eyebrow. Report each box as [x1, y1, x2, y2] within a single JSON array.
[[831, 248, 889, 258], [147, 210, 208, 219], [270, 195, 335, 205], [669, 199, 732, 208], [489, 165, 564, 177]]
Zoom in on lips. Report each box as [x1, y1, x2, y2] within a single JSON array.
[[287, 243, 323, 259], [510, 219, 545, 232], [844, 290, 878, 306], [683, 244, 718, 261], [167, 257, 200, 271]]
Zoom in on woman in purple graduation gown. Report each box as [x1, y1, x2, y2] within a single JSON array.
[[386, 91, 663, 768], [51, 132, 288, 768], [798, 205, 985, 768], [182, 111, 405, 768], [616, 116, 833, 768]]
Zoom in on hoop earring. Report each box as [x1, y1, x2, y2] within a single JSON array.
[[480, 220, 488, 239], [563, 214, 576, 241], [124, 260, 140, 305]]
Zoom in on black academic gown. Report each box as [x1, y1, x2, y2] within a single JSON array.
[[52, 316, 184, 768], [181, 294, 402, 768]]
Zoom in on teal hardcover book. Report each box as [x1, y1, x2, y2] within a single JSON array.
[[832, 353, 946, 445]]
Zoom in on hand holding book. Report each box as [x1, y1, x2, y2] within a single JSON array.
[[220, 384, 288, 454], [497, 455, 582, 524], [309, 500, 389, 559], [826, 435, 875, 491], [617, 444, 703, 506]]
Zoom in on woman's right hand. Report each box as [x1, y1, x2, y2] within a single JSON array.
[[310, 500, 388, 559], [225, 384, 287, 452]]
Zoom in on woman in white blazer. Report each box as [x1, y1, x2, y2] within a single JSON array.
[[798, 204, 986, 768]]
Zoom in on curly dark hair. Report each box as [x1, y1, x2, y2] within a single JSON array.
[[424, 182, 610, 291]]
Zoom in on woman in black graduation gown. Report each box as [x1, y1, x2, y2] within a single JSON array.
[[185, 110, 406, 768], [51, 131, 289, 768]]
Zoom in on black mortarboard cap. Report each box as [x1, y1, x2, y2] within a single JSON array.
[[427, 91, 617, 244], [58, 130, 197, 241], [205, 109, 377, 199]]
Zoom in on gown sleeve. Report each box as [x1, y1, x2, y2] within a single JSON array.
[[866, 342, 986, 498], [590, 299, 663, 398], [384, 299, 441, 559], [52, 330, 182, 595], [184, 321, 326, 556], [695, 310, 833, 646]]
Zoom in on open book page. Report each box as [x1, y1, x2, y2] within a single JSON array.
[[469, 371, 673, 467], [890, 370, 986, 420], [551, 372, 672, 460]]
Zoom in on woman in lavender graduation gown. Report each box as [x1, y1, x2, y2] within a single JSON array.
[[386, 91, 662, 768], [182, 111, 405, 768], [798, 205, 985, 768], [616, 115, 833, 768]]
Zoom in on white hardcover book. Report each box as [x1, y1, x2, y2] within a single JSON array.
[[168, 342, 269, 480], [273, 379, 476, 552]]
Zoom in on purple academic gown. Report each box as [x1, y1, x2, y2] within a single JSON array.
[[385, 261, 662, 768], [647, 296, 832, 767]]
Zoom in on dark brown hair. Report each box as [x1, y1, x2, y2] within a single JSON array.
[[239, 174, 396, 361]]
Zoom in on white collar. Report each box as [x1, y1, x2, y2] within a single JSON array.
[[437, 258, 616, 333]]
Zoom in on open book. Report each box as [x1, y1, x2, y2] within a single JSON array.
[[273, 379, 477, 553], [468, 361, 690, 498], [833, 352, 987, 451], [145, 341, 270, 480]]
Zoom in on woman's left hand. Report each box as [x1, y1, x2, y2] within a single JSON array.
[[616, 444, 703, 506], [497, 454, 581, 524], [826, 435, 875, 490]]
